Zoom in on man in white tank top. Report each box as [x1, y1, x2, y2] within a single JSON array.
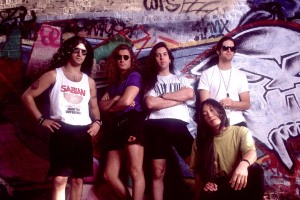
[[22, 36, 101, 200]]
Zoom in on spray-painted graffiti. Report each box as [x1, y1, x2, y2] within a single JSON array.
[[26, 24, 61, 81], [178, 21, 300, 196], [187, 20, 300, 172], [1, 0, 300, 197], [143, 0, 181, 12], [143, 0, 227, 15], [247, 0, 300, 19], [192, 18, 230, 40], [260, 149, 300, 196], [0, 6, 37, 40], [76, 18, 139, 39]]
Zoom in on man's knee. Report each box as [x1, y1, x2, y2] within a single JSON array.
[[71, 178, 83, 187], [153, 166, 166, 180], [130, 165, 143, 180], [103, 172, 113, 183], [53, 176, 68, 187]]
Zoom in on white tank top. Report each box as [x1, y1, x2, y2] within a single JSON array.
[[49, 68, 92, 125]]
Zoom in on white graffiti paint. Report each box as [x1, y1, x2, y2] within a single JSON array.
[[190, 24, 300, 170]]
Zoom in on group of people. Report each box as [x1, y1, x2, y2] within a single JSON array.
[[21, 35, 264, 200]]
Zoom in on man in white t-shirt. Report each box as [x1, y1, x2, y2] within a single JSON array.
[[144, 42, 194, 200], [198, 36, 250, 126]]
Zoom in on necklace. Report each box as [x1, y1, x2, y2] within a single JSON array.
[[72, 75, 78, 81], [218, 67, 232, 98]]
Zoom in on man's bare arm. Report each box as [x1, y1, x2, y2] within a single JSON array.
[[162, 87, 194, 102], [199, 89, 210, 103], [99, 92, 120, 111], [144, 96, 182, 110], [220, 91, 250, 111], [109, 86, 139, 112], [21, 70, 56, 120], [88, 77, 101, 120]]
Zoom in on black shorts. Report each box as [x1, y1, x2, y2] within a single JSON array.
[[101, 110, 145, 151], [48, 122, 93, 178], [145, 118, 193, 159]]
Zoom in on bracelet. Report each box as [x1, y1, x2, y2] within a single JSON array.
[[241, 158, 251, 166], [37, 116, 46, 126], [94, 119, 102, 126]]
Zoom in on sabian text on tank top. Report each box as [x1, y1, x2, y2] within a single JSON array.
[[61, 85, 86, 96]]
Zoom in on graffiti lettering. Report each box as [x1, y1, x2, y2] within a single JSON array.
[[77, 18, 138, 39], [39, 25, 60, 47], [0, 6, 37, 40], [181, 0, 219, 15], [144, 0, 163, 11], [143, 0, 222, 15], [143, 0, 181, 12], [0, 6, 27, 24], [192, 18, 229, 40]]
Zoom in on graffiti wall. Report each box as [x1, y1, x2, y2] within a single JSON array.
[[1, 0, 300, 197]]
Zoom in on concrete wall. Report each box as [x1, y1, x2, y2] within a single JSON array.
[[1, 0, 300, 198]]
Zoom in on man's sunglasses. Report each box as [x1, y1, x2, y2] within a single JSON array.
[[72, 48, 87, 55], [115, 55, 130, 61], [222, 46, 236, 52]]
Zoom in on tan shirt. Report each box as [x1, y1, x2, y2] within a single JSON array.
[[214, 126, 255, 176], [190, 126, 256, 177]]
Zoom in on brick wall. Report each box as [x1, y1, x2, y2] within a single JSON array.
[[1, 0, 300, 198], [0, 0, 143, 15]]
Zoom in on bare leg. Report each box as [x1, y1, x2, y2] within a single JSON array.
[[152, 159, 166, 200], [52, 176, 68, 200], [126, 143, 145, 200], [69, 178, 83, 200], [103, 150, 131, 199]]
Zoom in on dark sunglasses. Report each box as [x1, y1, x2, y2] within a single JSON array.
[[115, 54, 130, 61], [222, 46, 236, 52], [72, 48, 88, 55]]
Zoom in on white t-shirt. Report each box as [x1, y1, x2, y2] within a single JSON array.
[[147, 74, 192, 123], [49, 68, 92, 125], [198, 65, 249, 125]]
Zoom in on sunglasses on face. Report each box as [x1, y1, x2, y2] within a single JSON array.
[[115, 54, 130, 61], [222, 46, 236, 52], [72, 48, 87, 55]]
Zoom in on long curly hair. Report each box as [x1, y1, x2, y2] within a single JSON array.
[[105, 44, 138, 86], [49, 35, 94, 75], [195, 98, 229, 183], [143, 42, 175, 94]]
